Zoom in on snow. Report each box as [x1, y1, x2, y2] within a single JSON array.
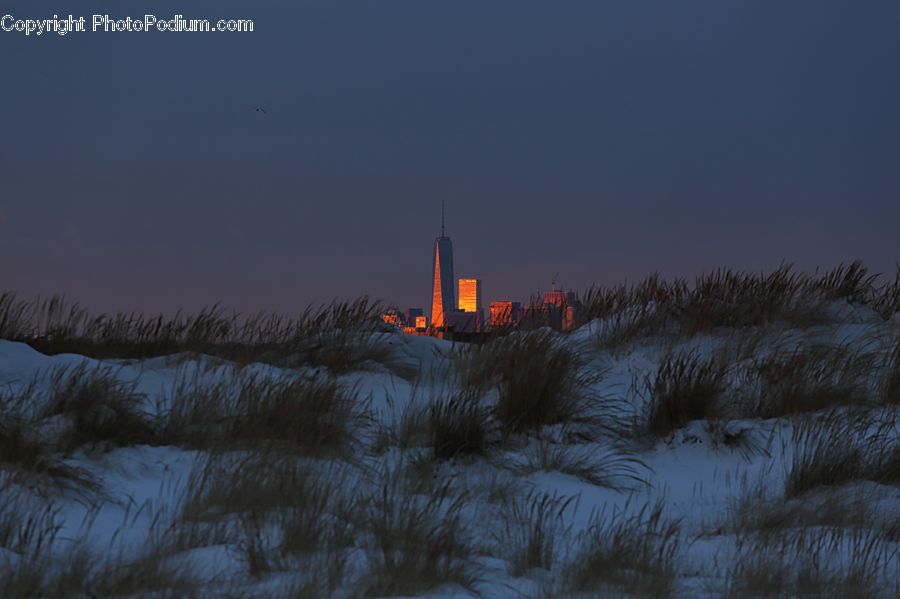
[[1, 305, 898, 597]]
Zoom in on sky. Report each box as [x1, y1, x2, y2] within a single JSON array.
[[2, 1, 899, 316]]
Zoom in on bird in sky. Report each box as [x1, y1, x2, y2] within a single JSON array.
[[254, 106, 268, 115]]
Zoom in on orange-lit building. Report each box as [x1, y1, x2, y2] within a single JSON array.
[[543, 289, 576, 309], [458, 278, 483, 313], [489, 301, 522, 327], [431, 235, 455, 328], [405, 308, 424, 326], [381, 310, 403, 327]]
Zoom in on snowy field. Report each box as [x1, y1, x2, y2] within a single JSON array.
[[1, 269, 899, 598]]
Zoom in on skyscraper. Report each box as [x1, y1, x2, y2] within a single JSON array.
[[458, 278, 482, 313], [430, 203, 455, 328]]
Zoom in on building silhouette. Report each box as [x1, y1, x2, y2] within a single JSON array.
[[518, 286, 582, 331], [430, 204, 455, 328]]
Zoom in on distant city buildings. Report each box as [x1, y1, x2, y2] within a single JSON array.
[[383, 205, 584, 338], [381, 309, 403, 327], [518, 287, 582, 331]]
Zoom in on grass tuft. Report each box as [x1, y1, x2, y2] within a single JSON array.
[[494, 491, 575, 577], [750, 344, 878, 418], [356, 464, 477, 597], [458, 331, 612, 435], [522, 437, 646, 489], [726, 528, 898, 598], [40, 363, 155, 450], [642, 351, 727, 438], [428, 390, 492, 461], [163, 371, 369, 455], [785, 411, 900, 498], [555, 500, 681, 598]]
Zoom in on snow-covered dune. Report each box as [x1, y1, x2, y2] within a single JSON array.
[[1, 300, 898, 597]]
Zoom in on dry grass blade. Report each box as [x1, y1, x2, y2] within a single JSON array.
[[880, 338, 900, 405], [522, 438, 646, 490]]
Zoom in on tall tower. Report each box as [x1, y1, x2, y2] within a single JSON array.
[[431, 202, 455, 328]]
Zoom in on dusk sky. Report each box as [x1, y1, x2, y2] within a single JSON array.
[[2, 1, 899, 316]]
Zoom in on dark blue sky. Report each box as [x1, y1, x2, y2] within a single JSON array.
[[2, 1, 899, 315]]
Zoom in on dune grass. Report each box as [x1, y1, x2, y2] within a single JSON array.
[[457, 330, 615, 436], [725, 528, 898, 598], [641, 350, 728, 438], [748, 344, 879, 419], [584, 262, 898, 349], [0, 294, 391, 373], [521, 437, 646, 489], [785, 410, 900, 498], [881, 338, 900, 405], [356, 465, 478, 597], [0, 364, 153, 495], [428, 390, 493, 461], [554, 500, 681, 598], [494, 491, 575, 577], [161, 371, 370, 455]]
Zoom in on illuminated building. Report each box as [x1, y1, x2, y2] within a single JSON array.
[[415, 315, 428, 329], [405, 308, 423, 326], [430, 203, 455, 328], [536, 287, 582, 331], [381, 310, 403, 327], [489, 301, 521, 327], [458, 278, 483, 313], [543, 289, 576, 309]]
